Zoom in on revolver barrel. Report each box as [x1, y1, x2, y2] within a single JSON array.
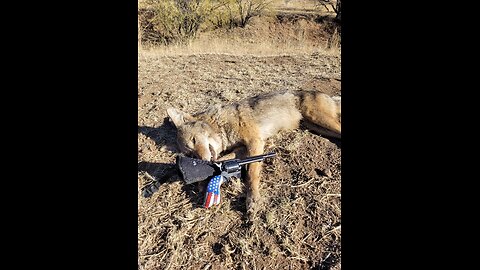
[[236, 152, 276, 166]]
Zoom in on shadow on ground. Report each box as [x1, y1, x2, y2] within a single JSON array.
[[138, 117, 178, 151]]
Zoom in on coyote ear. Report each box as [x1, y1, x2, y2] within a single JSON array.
[[167, 108, 194, 127]]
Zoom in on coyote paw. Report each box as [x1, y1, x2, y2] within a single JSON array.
[[246, 192, 262, 216]]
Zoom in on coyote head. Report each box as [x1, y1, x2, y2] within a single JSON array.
[[167, 108, 223, 162]]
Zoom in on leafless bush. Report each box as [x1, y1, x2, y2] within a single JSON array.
[[233, 0, 275, 27], [315, 0, 341, 20]]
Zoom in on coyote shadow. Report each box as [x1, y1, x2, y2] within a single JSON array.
[[300, 122, 341, 148], [138, 117, 207, 206], [138, 161, 178, 198], [138, 117, 179, 152], [138, 160, 206, 206], [138, 159, 251, 212]]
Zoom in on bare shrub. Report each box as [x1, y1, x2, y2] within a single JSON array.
[[234, 0, 276, 27], [208, 0, 276, 29], [315, 0, 341, 20]]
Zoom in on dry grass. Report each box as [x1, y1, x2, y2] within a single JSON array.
[[138, 135, 341, 269], [139, 37, 339, 57], [138, 51, 341, 269]]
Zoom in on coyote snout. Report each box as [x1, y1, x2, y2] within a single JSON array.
[[167, 90, 341, 212]]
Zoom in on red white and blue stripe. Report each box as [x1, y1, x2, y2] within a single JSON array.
[[204, 175, 224, 208]]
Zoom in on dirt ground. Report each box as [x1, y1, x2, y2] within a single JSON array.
[[138, 50, 341, 269]]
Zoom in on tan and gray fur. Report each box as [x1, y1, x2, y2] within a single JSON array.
[[167, 90, 341, 212]]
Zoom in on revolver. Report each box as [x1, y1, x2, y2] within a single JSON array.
[[176, 152, 276, 208]]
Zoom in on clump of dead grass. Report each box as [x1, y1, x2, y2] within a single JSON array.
[[139, 37, 339, 57]]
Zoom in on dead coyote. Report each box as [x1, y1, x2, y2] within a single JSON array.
[[167, 90, 341, 212]]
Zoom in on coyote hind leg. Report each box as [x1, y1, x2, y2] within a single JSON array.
[[300, 92, 341, 139], [302, 120, 341, 139]]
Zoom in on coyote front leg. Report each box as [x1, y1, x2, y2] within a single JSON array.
[[215, 146, 247, 162], [245, 139, 265, 212]]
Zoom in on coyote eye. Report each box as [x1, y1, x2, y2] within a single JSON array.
[[192, 137, 196, 145]]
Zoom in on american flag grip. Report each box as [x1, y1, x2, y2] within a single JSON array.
[[202, 152, 276, 208], [203, 175, 225, 208]]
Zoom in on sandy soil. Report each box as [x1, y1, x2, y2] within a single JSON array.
[[138, 50, 341, 269]]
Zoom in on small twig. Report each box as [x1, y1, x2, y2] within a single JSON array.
[[329, 225, 341, 233], [325, 193, 341, 197], [321, 225, 341, 240], [139, 249, 167, 259], [290, 178, 316, 188], [302, 232, 312, 242]]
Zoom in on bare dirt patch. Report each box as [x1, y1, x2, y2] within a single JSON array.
[[138, 50, 341, 269]]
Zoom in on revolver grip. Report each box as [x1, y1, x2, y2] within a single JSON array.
[[203, 175, 225, 208]]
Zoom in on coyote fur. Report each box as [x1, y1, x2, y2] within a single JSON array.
[[167, 90, 341, 211]]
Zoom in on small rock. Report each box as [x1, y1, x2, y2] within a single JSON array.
[[323, 168, 333, 178]]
